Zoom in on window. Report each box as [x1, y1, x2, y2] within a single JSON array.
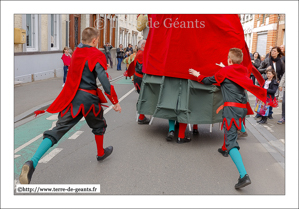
[[119, 31, 123, 45], [66, 20, 69, 47], [51, 14, 59, 50], [26, 14, 38, 51], [124, 32, 127, 47]]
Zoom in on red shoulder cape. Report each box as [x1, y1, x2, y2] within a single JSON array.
[[199, 64, 267, 103], [126, 50, 144, 77], [47, 47, 107, 113]]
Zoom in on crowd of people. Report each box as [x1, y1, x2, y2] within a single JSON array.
[[250, 45, 285, 125], [104, 42, 138, 71]]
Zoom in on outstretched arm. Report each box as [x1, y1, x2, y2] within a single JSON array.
[[189, 68, 217, 85]]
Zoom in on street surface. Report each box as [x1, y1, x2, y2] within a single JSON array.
[[14, 64, 285, 195]]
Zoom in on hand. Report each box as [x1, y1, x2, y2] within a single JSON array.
[[113, 103, 122, 113], [216, 62, 225, 67], [279, 86, 282, 91], [189, 68, 200, 77], [277, 80, 280, 84], [107, 64, 110, 68], [251, 60, 254, 63]]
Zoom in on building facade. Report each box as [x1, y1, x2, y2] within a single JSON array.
[[14, 14, 141, 84], [240, 14, 255, 53], [251, 14, 285, 56], [14, 14, 68, 83], [240, 14, 285, 56], [117, 14, 143, 49]]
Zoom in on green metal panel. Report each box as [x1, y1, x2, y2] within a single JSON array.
[[137, 74, 224, 124]]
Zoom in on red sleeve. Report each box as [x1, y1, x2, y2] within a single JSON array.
[[105, 85, 119, 105], [197, 75, 205, 83]]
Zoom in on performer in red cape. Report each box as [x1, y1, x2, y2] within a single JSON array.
[[127, 39, 151, 124], [190, 48, 267, 189], [19, 27, 121, 184]]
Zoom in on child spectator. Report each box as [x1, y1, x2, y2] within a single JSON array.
[[61, 47, 71, 87], [255, 66, 279, 124]]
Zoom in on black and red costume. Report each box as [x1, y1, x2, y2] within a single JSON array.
[[126, 49, 144, 93], [197, 64, 267, 151], [42, 43, 119, 145]]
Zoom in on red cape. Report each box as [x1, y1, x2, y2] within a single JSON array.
[[126, 50, 144, 77], [199, 64, 267, 103], [47, 47, 107, 113], [142, 14, 252, 80]]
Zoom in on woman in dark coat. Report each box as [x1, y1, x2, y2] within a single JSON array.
[[250, 52, 261, 85], [258, 46, 285, 82], [255, 46, 284, 120]]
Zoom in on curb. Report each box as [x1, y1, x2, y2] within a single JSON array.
[[245, 117, 285, 169]]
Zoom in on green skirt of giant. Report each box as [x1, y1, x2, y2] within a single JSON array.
[[137, 74, 224, 124]]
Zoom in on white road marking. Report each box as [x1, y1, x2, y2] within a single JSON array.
[[68, 131, 84, 140], [14, 121, 57, 154], [104, 87, 135, 115], [39, 148, 63, 163], [46, 114, 58, 120], [14, 155, 21, 158], [14, 134, 43, 154]]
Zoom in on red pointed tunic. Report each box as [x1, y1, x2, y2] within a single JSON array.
[[197, 64, 267, 130], [46, 46, 118, 118]]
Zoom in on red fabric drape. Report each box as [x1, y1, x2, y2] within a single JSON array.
[[142, 14, 252, 81]]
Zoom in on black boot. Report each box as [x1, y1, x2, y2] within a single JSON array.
[[97, 146, 113, 161], [166, 131, 175, 141], [19, 160, 35, 184], [256, 118, 263, 123], [259, 116, 267, 124], [193, 129, 199, 135], [138, 117, 150, 124], [218, 148, 229, 157], [235, 174, 251, 189], [177, 136, 191, 144]]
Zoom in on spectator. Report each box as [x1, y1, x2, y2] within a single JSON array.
[[265, 46, 273, 58], [116, 44, 125, 71], [61, 46, 71, 87], [103, 42, 113, 68], [133, 45, 138, 53], [258, 46, 285, 82], [255, 66, 278, 123], [249, 52, 254, 60], [277, 73, 285, 124], [126, 44, 133, 55], [260, 55, 266, 62], [250, 52, 261, 85]]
